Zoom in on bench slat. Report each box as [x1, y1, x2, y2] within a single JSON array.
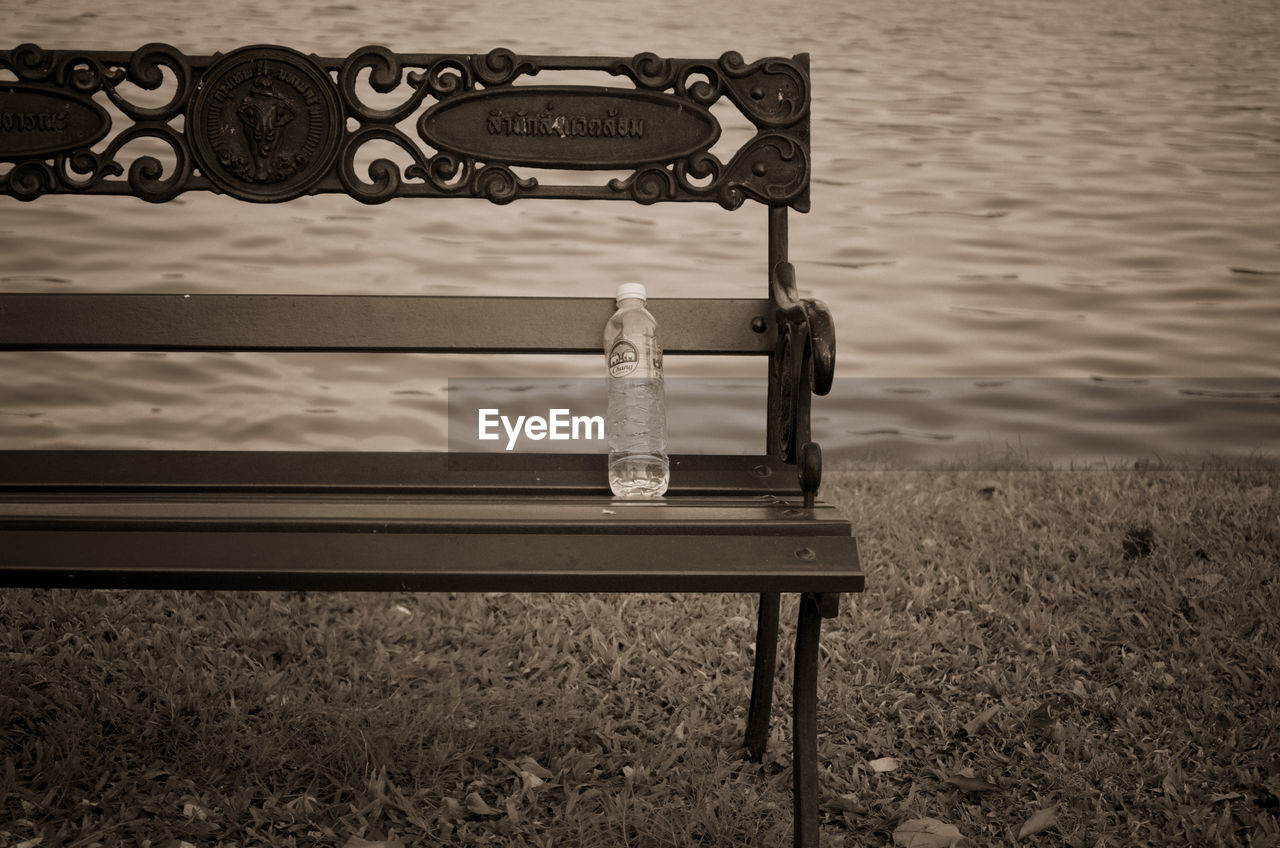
[[0, 294, 775, 354], [0, 493, 851, 534], [0, 529, 861, 594], [0, 451, 800, 495]]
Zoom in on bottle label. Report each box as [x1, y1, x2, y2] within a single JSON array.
[[608, 339, 640, 377]]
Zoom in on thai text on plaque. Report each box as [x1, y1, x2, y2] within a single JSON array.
[[486, 107, 645, 139], [420, 86, 719, 170], [0, 83, 112, 160]]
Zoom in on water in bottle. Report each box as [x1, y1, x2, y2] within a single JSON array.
[[604, 282, 668, 497]]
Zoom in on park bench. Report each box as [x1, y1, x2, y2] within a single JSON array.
[[0, 43, 863, 846]]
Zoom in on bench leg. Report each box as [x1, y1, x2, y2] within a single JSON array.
[[793, 592, 837, 848], [745, 591, 780, 761]]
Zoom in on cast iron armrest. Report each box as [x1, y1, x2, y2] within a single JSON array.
[[768, 260, 836, 507], [771, 260, 835, 396]]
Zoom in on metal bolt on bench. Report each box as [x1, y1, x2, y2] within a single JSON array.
[[0, 43, 863, 846]]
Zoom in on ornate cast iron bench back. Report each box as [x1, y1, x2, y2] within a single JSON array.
[[0, 44, 809, 208]]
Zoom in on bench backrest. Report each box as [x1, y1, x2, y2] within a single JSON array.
[[0, 44, 809, 208], [1, 44, 827, 495]]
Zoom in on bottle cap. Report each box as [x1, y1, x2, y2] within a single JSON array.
[[616, 282, 647, 303]]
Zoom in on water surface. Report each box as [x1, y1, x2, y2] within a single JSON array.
[[2, 0, 1277, 466]]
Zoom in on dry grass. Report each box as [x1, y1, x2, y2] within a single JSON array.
[[2, 458, 1277, 847]]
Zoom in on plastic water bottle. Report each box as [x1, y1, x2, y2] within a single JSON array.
[[604, 282, 668, 497]]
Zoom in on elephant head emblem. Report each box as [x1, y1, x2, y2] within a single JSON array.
[[236, 64, 296, 182]]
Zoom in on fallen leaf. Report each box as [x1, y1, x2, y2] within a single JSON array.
[[893, 817, 964, 847], [182, 801, 209, 820], [963, 704, 1000, 736], [822, 793, 863, 813], [1027, 701, 1055, 730], [1028, 699, 1071, 741], [869, 756, 900, 773], [440, 797, 464, 820], [518, 755, 554, 781], [465, 791, 502, 816], [1018, 804, 1059, 839], [946, 774, 1001, 793], [1209, 792, 1243, 803]]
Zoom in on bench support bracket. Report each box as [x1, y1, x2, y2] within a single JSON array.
[[793, 590, 837, 847], [745, 590, 781, 761], [745, 591, 840, 846]]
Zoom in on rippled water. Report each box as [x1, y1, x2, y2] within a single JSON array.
[[2, 0, 1278, 466]]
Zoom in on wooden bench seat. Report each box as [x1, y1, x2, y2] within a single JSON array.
[[1, 451, 860, 594]]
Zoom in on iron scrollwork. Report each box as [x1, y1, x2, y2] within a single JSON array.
[[469, 48, 540, 88], [337, 125, 432, 203], [337, 46, 489, 125], [606, 50, 810, 210], [2, 43, 197, 202], [611, 132, 807, 210], [769, 260, 835, 469], [2, 44, 809, 208], [718, 52, 809, 129], [611, 50, 808, 129]]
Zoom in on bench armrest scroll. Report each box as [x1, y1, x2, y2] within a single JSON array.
[[770, 261, 835, 396], [768, 261, 836, 490]]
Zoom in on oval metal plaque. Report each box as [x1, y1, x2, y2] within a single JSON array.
[[0, 83, 111, 161], [419, 86, 721, 169], [190, 45, 344, 202]]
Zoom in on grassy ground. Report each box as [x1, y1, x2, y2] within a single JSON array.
[[2, 458, 1277, 847]]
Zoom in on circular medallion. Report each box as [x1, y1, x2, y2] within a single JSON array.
[[190, 46, 342, 202]]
